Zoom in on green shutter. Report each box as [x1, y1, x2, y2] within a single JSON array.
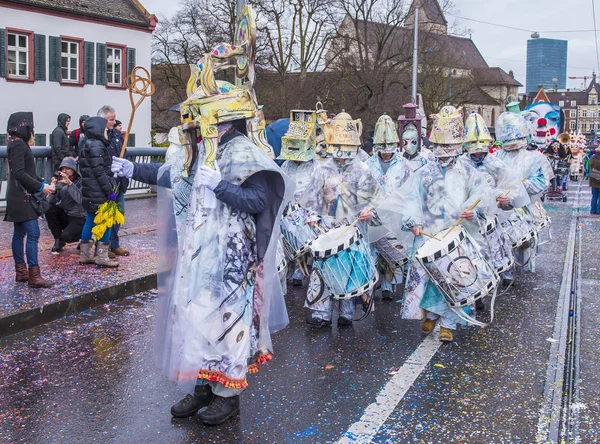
[[34, 34, 46, 81], [84, 41, 94, 85], [34, 134, 47, 146], [48, 36, 60, 82], [0, 134, 6, 145], [0, 29, 5, 78], [127, 134, 136, 147], [96, 43, 106, 85], [127, 47, 136, 77]]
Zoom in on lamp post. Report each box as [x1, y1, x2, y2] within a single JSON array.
[[552, 77, 558, 92]]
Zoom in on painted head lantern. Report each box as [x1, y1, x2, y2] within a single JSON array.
[[524, 101, 564, 149], [179, 6, 261, 176], [429, 105, 465, 157], [321, 110, 363, 159], [464, 111, 493, 154], [372, 113, 399, 154], [495, 111, 529, 151], [278, 109, 318, 161]]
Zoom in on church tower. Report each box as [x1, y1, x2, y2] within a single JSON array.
[[405, 0, 448, 35]]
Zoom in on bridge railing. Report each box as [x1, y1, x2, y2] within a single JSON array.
[[0, 146, 167, 208]]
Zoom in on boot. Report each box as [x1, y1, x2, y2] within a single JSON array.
[[28, 266, 53, 288], [381, 290, 394, 301], [421, 318, 437, 334], [171, 385, 214, 418], [51, 239, 66, 254], [198, 395, 240, 426], [307, 314, 332, 328], [439, 327, 454, 342], [95, 242, 119, 268], [15, 263, 28, 282], [79, 240, 96, 265]]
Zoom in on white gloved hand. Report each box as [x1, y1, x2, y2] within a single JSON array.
[[198, 165, 222, 191], [111, 156, 134, 179]]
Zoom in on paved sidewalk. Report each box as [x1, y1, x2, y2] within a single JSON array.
[[0, 198, 158, 337]]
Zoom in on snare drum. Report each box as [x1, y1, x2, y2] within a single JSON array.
[[479, 217, 514, 274], [277, 239, 287, 277], [529, 200, 551, 231], [416, 226, 499, 308], [310, 225, 377, 300], [280, 204, 318, 261], [372, 234, 409, 269], [500, 208, 536, 250]]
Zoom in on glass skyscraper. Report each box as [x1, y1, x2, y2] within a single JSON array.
[[526, 37, 568, 94]]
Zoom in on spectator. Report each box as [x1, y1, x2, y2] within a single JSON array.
[[69, 115, 90, 158], [589, 149, 600, 214], [4, 112, 54, 288], [78, 116, 119, 268], [97, 105, 129, 257], [46, 157, 86, 254], [51, 113, 71, 171], [115, 120, 123, 133]]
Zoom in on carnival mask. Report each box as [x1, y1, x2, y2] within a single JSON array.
[[402, 129, 419, 155]]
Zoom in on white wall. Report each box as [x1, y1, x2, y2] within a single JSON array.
[[0, 6, 153, 146]]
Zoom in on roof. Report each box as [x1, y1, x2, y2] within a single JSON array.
[[4, 0, 156, 29], [472, 67, 522, 87], [408, 0, 448, 26], [420, 33, 489, 70], [545, 90, 587, 108]]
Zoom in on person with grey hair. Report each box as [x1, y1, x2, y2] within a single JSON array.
[[95, 105, 129, 257]]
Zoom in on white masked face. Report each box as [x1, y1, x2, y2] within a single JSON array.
[[402, 129, 419, 155]]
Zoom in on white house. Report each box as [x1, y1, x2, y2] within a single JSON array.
[[0, 0, 156, 147]]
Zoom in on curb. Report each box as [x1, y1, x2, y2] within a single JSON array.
[[0, 273, 157, 338]]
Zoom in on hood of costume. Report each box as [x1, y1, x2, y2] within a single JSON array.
[[373, 113, 399, 154], [429, 106, 465, 157], [464, 111, 493, 154], [496, 112, 529, 151]]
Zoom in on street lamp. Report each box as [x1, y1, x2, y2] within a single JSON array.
[[552, 77, 558, 92]]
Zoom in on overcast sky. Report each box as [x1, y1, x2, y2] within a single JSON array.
[[142, 0, 599, 91]]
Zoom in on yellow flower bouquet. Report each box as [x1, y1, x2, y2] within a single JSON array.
[[92, 193, 125, 240]]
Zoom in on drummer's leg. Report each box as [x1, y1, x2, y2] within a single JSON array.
[[338, 298, 355, 325], [292, 262, 304, 287], [306, 271, 333, 326]]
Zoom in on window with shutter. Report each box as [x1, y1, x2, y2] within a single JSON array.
[[48, 36, 60, 82], [96, 43, 106, 85], [0, 30, 6, 78], [60, 37, 83, 85], [84, 41, 94, 85], [0, 134, 6, 145], [127, 134, 136, 147], [34, 34, 46, 81], [127, 47, 136, 76], [6, 29, 35, 81], [34, 134, 46, 146]]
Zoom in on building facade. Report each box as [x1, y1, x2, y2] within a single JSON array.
[[0, 0, 156, 147], [526, 36, 568, 94]]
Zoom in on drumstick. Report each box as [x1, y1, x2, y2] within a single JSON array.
[[443, 199, 482, 238], [335, 206, 375, 240], [419, 230, 441, 241]]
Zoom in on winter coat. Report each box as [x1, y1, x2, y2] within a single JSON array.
[[4, 112, 44, 223], [79, 117, 115, 212], [51, 113, 71, 170], [48, 158, 85, 218], [589, 153, 600, 188], [107, 128, 129, 193]]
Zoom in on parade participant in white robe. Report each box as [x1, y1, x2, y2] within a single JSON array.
[[377, 106, 493, 342], [401, 126, 432, 174], [300, 111, 380, 327], [495, 112, 550, 271], [111, 9, 294, 426], [366, 114, 412, 300], [279, 110, 322, 287], [461, 112, 530, 287]]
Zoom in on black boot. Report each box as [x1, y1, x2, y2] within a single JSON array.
[[381, 290, 394, 301], [51, 239, 66, 254], [475, 299, 485, 311], [198, 395, 240, 426], [170, 384, 214, 418]]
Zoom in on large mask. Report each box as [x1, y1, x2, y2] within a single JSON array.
[[464, 111, 492, 154], [373, 113, 399, 154], [524, 102, 564, 149], [495, 111, 529, 151], [278, 109, 317, 162], [321, 110, 363, 159], [430, 106, 464, 157]]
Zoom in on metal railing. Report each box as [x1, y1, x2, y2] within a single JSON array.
[[0, 146, 167, 206]]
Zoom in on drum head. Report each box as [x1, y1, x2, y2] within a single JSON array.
[[416, 226, 465, 263], [310, 225, 359, 256]]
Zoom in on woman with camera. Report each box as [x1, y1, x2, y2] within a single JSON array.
[[3, 112, 54, 288]]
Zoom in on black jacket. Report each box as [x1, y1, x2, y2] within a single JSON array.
[[4, 112, 44, 223], [68, 115, 89, 158], [51, 113, 71, 169], [79, 117, 115, 212], [48, 176, 86, 218]]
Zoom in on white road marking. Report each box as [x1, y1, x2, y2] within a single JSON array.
[[338, 330, 442, 443]]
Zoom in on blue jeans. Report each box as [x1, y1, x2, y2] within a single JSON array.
[[592, 188, 600, 213], [12, 219, 40, 268], [110, 191, 125, 249], [81, 211, 111, 243]]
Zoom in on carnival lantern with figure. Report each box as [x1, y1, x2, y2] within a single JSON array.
[[398, 101, 424, 154]]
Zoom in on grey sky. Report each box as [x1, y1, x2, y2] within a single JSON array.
[[142, 0, 598, 91]]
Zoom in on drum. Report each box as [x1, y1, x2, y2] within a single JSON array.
[[280, 204, 318, 261], [416, 226, 499, 308], [372, 235, 409, 269], [309, 225, 377, 300], [277, 239, 287, 277], [479, 217, 514, 274], [500, 209, 536, 250]]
